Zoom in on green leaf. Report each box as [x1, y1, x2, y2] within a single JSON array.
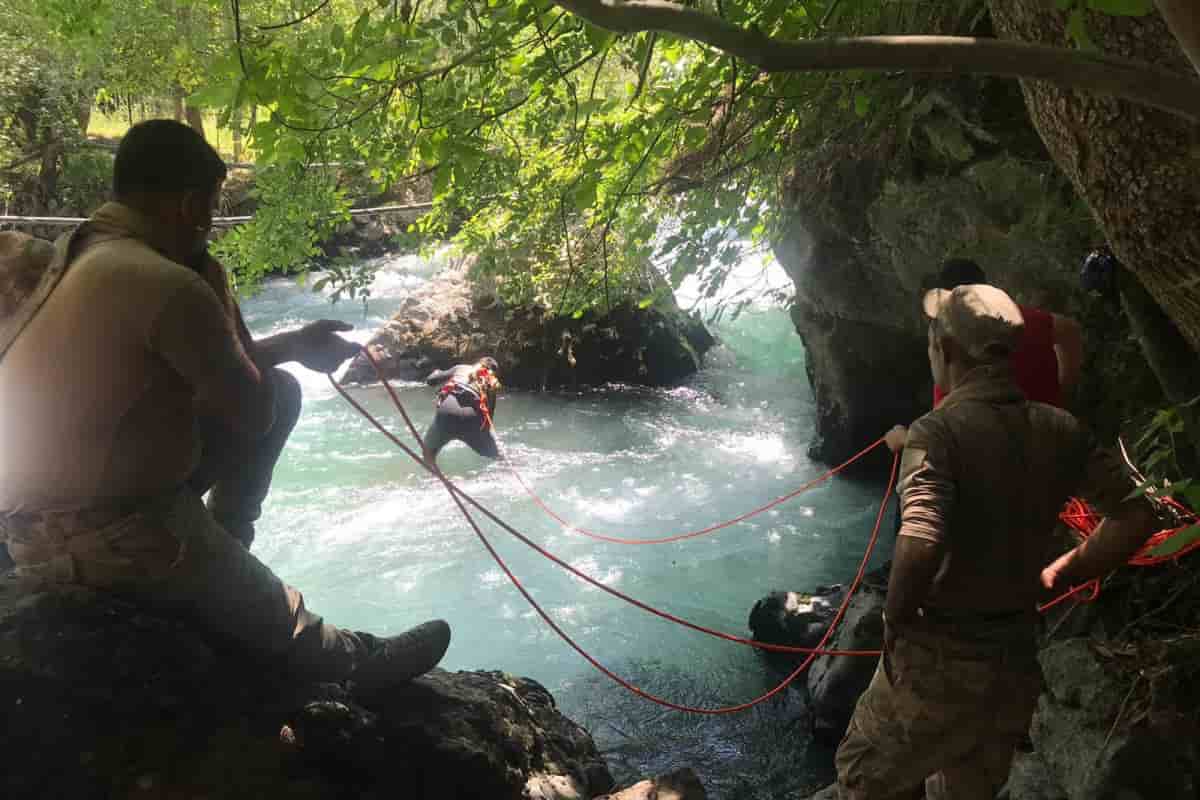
[[921, 116, 974, 163], [854, 93, 871, 118], [583, 22, 616, 50], [637, 295, 654, 309], [188, 81, 237, 109], [433, 164, 453, 197], [1141, 523, 1200, 560], [571, 176, 600, 211], [1123, 480, 1158, 502], [1067, 8, 1098, 51], [331, 25, 345, 48], [1087, 0, 1154, 16]]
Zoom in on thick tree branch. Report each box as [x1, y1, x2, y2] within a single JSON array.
[[1156, 0, 1200, 78], [553, 0, 1200, 122]]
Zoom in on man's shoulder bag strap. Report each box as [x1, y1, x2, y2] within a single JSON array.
[[0, 223, 125, 363]]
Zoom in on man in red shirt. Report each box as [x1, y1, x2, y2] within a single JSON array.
[[885, 258, 1083, 454], [883, 260, 1085, 540]]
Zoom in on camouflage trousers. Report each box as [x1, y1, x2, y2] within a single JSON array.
[[2, 489, 364, 681], [835, 622, 1043, 800]]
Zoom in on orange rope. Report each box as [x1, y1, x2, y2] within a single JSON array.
[[503, 437, 887, 545]]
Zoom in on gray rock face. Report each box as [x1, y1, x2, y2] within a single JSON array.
[[772, 148, 1103, 464], [1029, 638, 1199, 800], [341, 260, 715, 390], [804, 582, 885, 745], [0, 579, 615, 800], [999, 752, 1068, 800]]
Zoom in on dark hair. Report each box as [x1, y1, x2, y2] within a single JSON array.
[[479, 356, 499, 373], [114, 119, 227, 198], [937, 258, 987, 289]]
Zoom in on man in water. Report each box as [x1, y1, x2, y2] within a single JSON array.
[[0, 119, 450, 688], [422, 357, 502, 467], [834, 284, 1155, 797]]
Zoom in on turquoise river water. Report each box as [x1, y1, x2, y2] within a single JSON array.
[[241, 251, 891, 798]]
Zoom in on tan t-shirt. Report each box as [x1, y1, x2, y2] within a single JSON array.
[[0, 203, 249, 512]]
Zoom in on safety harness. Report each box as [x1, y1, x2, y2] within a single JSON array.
[[436, 365, 501, 430]]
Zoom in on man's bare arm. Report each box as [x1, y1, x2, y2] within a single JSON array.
[[1042, 503, 1157, 590], [886, 536, 943, 627]]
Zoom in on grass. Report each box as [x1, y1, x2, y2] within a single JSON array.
[[88, 108, 257, 163]]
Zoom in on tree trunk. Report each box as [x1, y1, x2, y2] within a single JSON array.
[[184, 103, 206, 138], [988, 1, 1200, 361], [552, 1, 1200, 122], [1156, 0, 1200, 76], [231, 107, 243, 162], [173, 88, 185, 122], [36, 141, 61, 215], [1119, 268, 1200, 457]]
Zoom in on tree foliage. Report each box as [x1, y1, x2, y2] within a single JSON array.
[[4, 0, 1181, 310], [188, 0, 983, 309]]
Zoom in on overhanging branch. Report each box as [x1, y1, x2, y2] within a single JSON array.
[[553, 0, 1200, 122]]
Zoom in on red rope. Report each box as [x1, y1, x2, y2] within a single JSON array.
[[327, 348, 904, 715], [1037, 578, 1100, 614], [503, 437, 886, 545], [328, 364, 888, 658], [1039, 494, 1200, 611]]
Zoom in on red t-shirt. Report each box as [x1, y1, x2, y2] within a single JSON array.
[[933, 304, 1062, 408]]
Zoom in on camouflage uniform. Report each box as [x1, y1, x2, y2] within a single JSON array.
[[4, 489, 362, 681], [835, 618, 1041, 799], [835, 287, 1134, 798]]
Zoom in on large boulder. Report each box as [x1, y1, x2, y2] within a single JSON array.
[[804, 580, 885, 745], [0, 578, 616, 800], [1028, 637, 1200, 800], [770, 76, 1163, 464], [747, 568, 886, 746], [341, 260, 714, 390]]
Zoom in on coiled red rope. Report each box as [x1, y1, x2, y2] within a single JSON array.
[[1039, 494, 1200, 613]]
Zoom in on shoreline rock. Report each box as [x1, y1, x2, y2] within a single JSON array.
[[0, 578, 638, 799], [768, 573, 1200, 799], [341, 259, 715, 390]]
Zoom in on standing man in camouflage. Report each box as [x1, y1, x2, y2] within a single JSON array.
[[834, 284, 1156, 798]]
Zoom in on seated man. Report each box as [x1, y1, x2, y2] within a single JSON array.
[[422, 357, 502, 467], [0, 119, 449, 688]]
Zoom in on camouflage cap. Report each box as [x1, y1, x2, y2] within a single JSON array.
[[922, 283, 1024, 362]]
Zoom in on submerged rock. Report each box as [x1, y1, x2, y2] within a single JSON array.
[[0, 578, 616, 799], [748, 584, 847, 651], [341, 258, 714, 390], [747, 569, 886, 746]]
